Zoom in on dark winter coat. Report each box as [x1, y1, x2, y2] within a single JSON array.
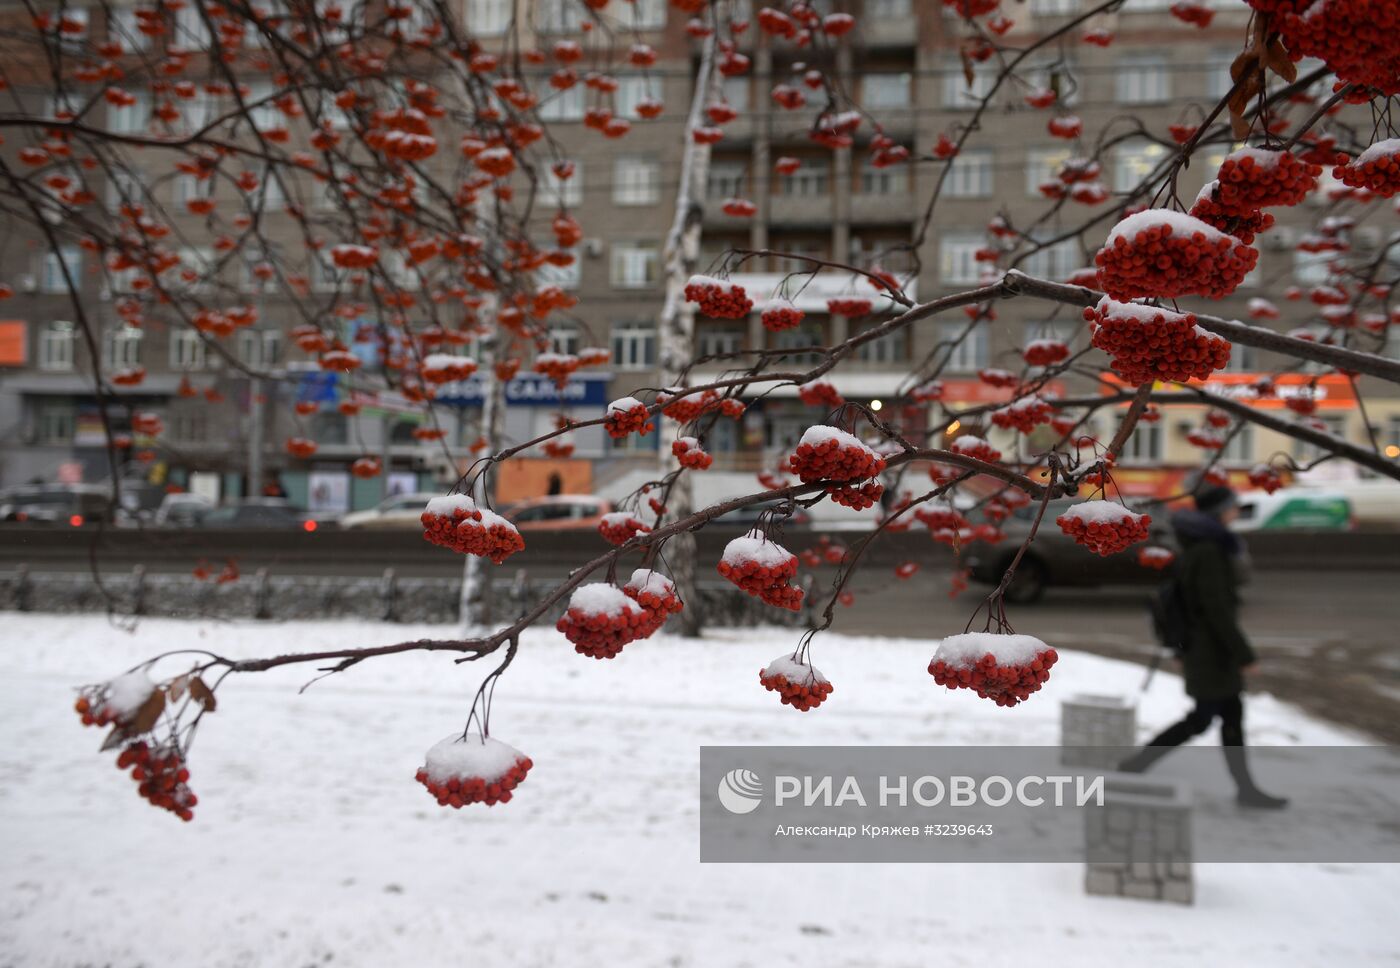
[[1172, 510, 1257, 700]]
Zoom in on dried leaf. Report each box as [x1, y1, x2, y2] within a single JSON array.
[[188, 677, 217, 713], [168, 674, 189, 702], [1230, 107, 1252, 140], [1227, 72, 1260, 116], [1229, 50, 1255, 84], [1264, 38, 1296, 82], [99, 725, 128, 752], [129, 688, 166, 734], [960, 50, 975, 88]]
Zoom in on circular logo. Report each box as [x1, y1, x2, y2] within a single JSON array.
[[717, 768, 763, 814]]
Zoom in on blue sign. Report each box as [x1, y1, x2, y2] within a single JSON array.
[[295, 371, 340, 403], [437, 373, 612, 408]]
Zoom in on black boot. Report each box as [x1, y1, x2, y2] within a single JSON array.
[[1117, 745, 1173, 774], [1224, 746, 1289, 809]]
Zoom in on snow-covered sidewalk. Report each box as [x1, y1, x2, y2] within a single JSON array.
[[0, 614, 1390, 967]]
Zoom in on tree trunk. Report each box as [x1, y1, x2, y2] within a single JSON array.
[[655, 33, 718, 638], [459, 331, 505, 632]]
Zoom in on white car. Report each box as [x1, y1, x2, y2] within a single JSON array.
[[339, 492, 439, 530]]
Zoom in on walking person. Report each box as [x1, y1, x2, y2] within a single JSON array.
[[1121, 485, 1288, 809]]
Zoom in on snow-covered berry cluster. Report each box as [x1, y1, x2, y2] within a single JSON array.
[[1333, 139, 1400, 197], [1056, 500, 1151, 556], [1094, 210, 1258, 300], [533, 352, 581, 387], [1085, 296, 1232, 384], [605, 396, 654, 439], [1189, 188, 1276, 244], [990, 396, 1054, 433], [797, 379, 844, 408], [759, 654, 834, 711], [914, 505, 967, 531], [420, 353, 478, 384], [1023, 339, 1070, 367], [556, 583, 653, 659], [657, 387, 721, 424], [977, 368, 1018, 389], [672, 436, 713, 469], [74, 671, 156, 729], [1248, 464, 1286, 493], [598, 511, 651, 546], [1137, 546, 1176, 570], [1185, 427, 1226, 450], [1277, 0, 1400, 97], [948, 435, 1001, 464], [684, 275, 753, 319], [116, 741, 197, 821], [1203, 148, 1322, 215], [927, 633, 1059, 708], [717, 530, 805, 610], [787, 426, 886, 483], [623, 568, 684, 637], [457, 510, 526, 563], [826, 297, 873, 317], [760, 299, 805, 332], [285, 437, 317, 458], [828, 481, 884, 510], [415, 734, 532, 808], [421, 494, 482, 551]]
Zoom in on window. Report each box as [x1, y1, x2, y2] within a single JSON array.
[[1028, 58, 1079, 107], [241, 250, 279, 294], [611, 323, 656, 370], [170, 328, 206, 370], [106, 170, 143, 213], [547, 326, 579, 356], [611, 243, 659, 288], [773, 322, 823, 366], [244, 80, 282, 131], [1030, 0, 1078, 13], [104, 325, 143, 369], [107, 89, 150, 134], [1022, 320, 1078, 363], [721, 76, 750, 113], [41, 246, 82, 294], [57, 7, 88, 50], [1117, 56, 1169, 104], [868, 0, 911, 15], [946, 150, 994, 198], [1022, 239, 1080, 281], [1026, 147, 1071, 196], [469, 0, 511, 34], [939, 321, 988, 372], [707, 161, 747, 199], [39, 321, 76, 371], [318, 91, 353, 130], [631, 0, 667, 29], [538, 0, 586, 31], [1114, 139, 1168, 193], [943, 62, 994, 109], [1293, 414, 1347, 463], [545, 162, 582, 206], [175, 2, 211, 45], [780, 157, 830, 196], [35, 402, 76, 444], [536, 248, 581, 289], [1220, 342, 1256, 373], [614, 76, 654, 120], [939, 233, 984, 286], [1293, 249, 1333, 285], [311, 412, 349, 445], [697, 324, 745, 358], [109, 7, 154, 51], [1219, 423, 1254, 465], [860, 157, 908, 195], [538, 85, 584, 121], [614, 156, 660, 205], [170, 410, 209, 443], [173, 173, 214, 208], [863, 73, 911, 110], [1206, 49, 1235, 101], [855, 326, 905, 365], [1119, 423, 1162, 464], [238, 329, 282, 367]]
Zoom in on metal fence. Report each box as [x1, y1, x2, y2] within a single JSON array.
[[0, 566, 815, 629]]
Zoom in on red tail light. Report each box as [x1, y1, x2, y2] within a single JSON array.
[[303, 519, 318, 532], [69, 514, 84, 527]]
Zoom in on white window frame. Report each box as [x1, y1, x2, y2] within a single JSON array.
[[104, 325, 143, 369], [610, 242, 660, 289], [169, 328, 206, 370], [39, 321, 76, 371], [863, 73, 912, 110], [1114, 139, 1168, 193], [939, 321, 988, 372], [41, 246, 83, 294], [938, 233, 984, 286], [946, 150, 994, 198], [613, 156, 660, 206], [611, 323, 657, 370], [1116, 56, 1170, 105]]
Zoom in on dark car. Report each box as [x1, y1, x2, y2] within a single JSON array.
[[0, 485, 114, 526], [964, 498, 1175, 603], [711, 499, 812, 530], [199, 498, 320, 530]]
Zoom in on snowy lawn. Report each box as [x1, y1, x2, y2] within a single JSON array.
[[0, 613, 1392, 967]]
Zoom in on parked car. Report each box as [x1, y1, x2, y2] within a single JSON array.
[[499, 494, 612, 531], [0, 484, 114, 526], [1234, 488, 1353, 532], [153, 493, 215, 528], [199, 498, 319, 530], [964, 498, 1174, 603], [711, 499, 812, 530], [339, 492, 440, 530]]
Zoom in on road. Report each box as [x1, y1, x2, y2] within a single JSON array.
[[3, 526, 1398, 743]]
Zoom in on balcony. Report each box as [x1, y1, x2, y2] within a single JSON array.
[[858, 16, 919, 49], [849, 191, 917, 225]]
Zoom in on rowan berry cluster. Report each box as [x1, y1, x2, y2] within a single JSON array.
[[117, 741, 197, 820], [623, 569, 684, 637], [948, 435, 1001, 464], [1056, 501, 1152, 556], [1248, 464, 1286, 493], [420, 353, 478, 384], [1334, 140, 1400, 196], [826, 297, 873, 316], [605, 397, 654, 439], [1278, 0, 1400, 96], [1095, 210, 1258, 300], [658, 387, 722, 424], [598, 511, 651, 546], [760, 299, 805, 332], [455, 511, 526, 564], [416, 735, 533, 808], [990, 396, 1054, 433], [556, 583, 654, 658], [1138, 546, 1176, 570], [797, 380, 844, 408], [672, 437, 714, 470], [1085, 297, 1232, 384], [928, 637, 1059, 708], [330, 243, 377, 269], [1023, 339, 1070, 367], [914, 506, 966, 531], [684, 275, 753, 319], [759, 656, 834, 711], [285, 437, 317, 458], [718, 532, 805, 610], [421, 494, 483, 552], [977, 368, 1018, 389], [828, 481, 884, 510], [1189, 190, 1276, 245], [533, 353, 581, 388], [1204, 149, 1322, 215], [787, 426, 886, 483]]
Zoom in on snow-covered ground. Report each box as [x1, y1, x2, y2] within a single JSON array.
[[0, 613, 1392, 967]]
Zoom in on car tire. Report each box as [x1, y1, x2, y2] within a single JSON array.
[[1002, 555, 1048, 605]]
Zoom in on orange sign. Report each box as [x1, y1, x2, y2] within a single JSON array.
[[1101, 372, 1356, 409], [942, 378, 1067, 405], [0, 321, 26, 366]]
